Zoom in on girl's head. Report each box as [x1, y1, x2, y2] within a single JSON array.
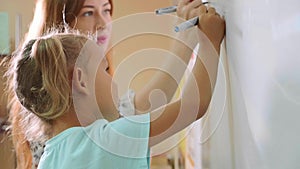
[[14, 34, 87, 121], [13, 33, 119, 125], [27, 0, 113, 50]]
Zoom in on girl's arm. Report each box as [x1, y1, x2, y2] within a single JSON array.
[[148, 36, 220, 146], [148, 9, 225, 146], [134, 0, 224, 113], [134, 29, 197, 112]]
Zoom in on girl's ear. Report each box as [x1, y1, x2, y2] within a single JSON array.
[[72, 67, 89, 95]]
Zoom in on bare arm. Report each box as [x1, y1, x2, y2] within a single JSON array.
[[134, 29, 198, 112], [148, 4, 225, 146], [134, 0, 225, 113], [148, 38, 220, 146]]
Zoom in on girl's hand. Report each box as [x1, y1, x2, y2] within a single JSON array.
[[177, 0, 204, 20], [198, 6, 225, 50], [177, 0, 225, 49]]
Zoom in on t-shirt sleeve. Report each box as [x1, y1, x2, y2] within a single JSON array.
[[119, 89, 136, 116], [87, 113, 150, 159]]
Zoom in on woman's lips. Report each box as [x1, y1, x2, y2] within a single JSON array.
[[97, 36, 108, 45]]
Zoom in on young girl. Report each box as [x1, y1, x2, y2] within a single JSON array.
[[7, 0, 225, 168], [11, 29, 218, 168]]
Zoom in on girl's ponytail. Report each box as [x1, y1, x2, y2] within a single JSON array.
[[15, 36, 71, 121]]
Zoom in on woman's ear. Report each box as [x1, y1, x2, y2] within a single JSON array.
[[72, 67, 89, 95]]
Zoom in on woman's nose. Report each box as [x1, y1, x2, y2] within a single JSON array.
[[95, 13, 107, 30], [96, 24, 106, 30]]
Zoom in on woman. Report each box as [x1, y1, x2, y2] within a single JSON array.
[[7, 0, 225, 168]]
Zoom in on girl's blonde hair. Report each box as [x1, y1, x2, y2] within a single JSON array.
[[7, 1, 113, 168], [9, 33, 88, 142]]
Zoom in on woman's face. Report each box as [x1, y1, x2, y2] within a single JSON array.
[[72, 0, 112, 51]]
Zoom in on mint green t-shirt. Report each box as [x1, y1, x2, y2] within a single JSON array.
[[38, 113, 150, 169]]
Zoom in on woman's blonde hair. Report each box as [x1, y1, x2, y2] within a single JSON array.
[[8, 33, 88, 142]]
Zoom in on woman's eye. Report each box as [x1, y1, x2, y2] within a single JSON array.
[[82, 11, 93, 17], [104, 9, 111, 14], [106, 66, 110, 72]]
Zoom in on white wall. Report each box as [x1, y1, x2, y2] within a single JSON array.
[[186, 0, 300, 169]]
